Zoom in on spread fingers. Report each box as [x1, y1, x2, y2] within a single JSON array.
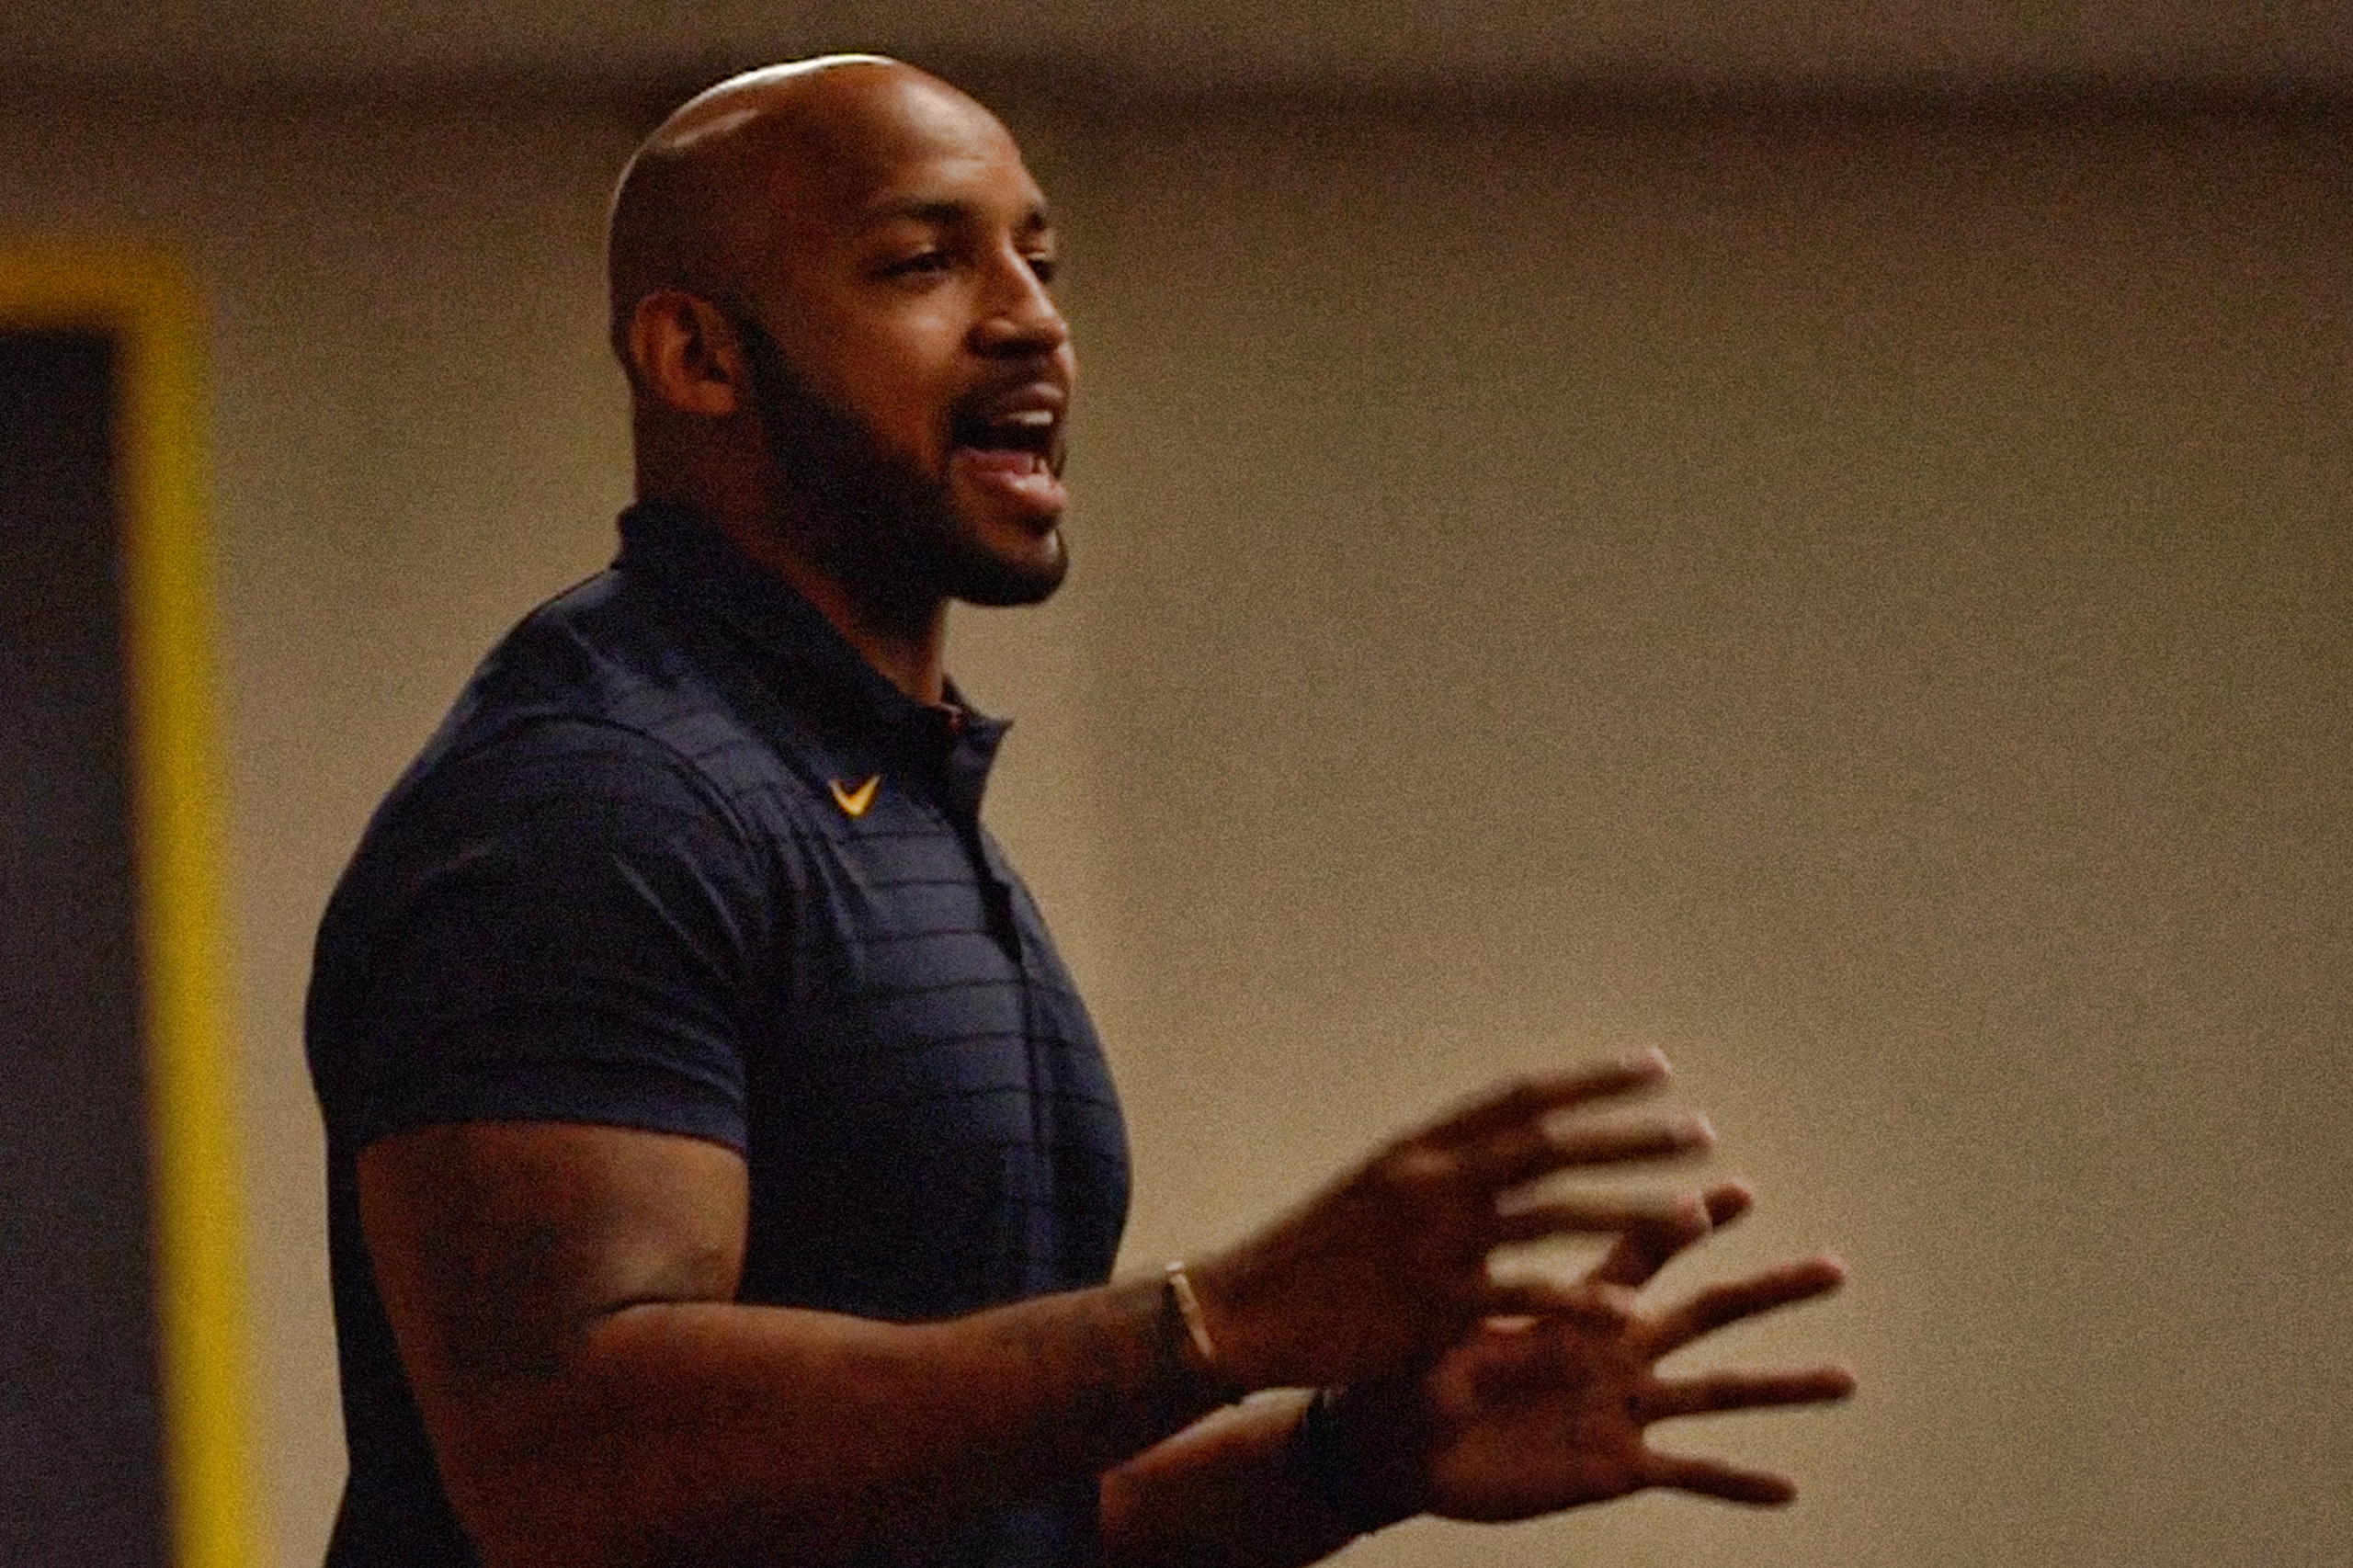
[[1641, 1364, 1859, 1422], [1426, 1052, 1672, 1148], [1644, 1256, 1847, 1358], [1488, 1193, 1708, 1247], [1641, 1451, 1802, 1506], [1586, 1181, 1752, 1288], [1471, 1110, 1714, 1190]]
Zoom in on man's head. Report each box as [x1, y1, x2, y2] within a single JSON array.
[[609, 58, 1073, 619]]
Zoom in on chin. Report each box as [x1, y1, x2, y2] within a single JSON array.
[[949, 528, 1068, 607]]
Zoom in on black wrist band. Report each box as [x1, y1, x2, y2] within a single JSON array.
[[1294, 1387, 1405, 1536]]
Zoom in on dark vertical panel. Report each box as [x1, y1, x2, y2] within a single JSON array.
[[0, 331, 168, 1565]]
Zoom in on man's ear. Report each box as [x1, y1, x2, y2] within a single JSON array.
[[626, 290, 750, 417]]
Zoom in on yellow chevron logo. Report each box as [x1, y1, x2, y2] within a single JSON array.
[[828, 774, 881, 818]]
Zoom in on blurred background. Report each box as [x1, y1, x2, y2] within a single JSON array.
[[1, 4, 2347, 1565]]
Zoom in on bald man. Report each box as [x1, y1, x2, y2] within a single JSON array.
[[306, 57, 1852, 1568]]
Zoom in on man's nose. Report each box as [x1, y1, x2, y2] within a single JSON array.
[[970, 253, 1069, 357]]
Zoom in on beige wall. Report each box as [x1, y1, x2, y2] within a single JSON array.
[[4, 94, 2345, 1568]]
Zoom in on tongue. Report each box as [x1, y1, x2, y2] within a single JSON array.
[[952, 448, 1066, 517]]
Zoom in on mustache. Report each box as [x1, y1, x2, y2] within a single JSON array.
[[949, 360, 1072, 410]]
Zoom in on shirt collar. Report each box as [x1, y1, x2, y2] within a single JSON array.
[[614, 501, 1010, 811]]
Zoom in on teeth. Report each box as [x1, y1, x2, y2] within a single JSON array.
[[998, 410, 1053, 428]]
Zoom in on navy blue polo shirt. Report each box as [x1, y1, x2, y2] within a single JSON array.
[[305, 501, 1131, 1567]]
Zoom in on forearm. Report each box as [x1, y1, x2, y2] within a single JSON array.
[[1099, 1393, 1366, 1568], [428, 1278, 1224, 1568], [367, 1058, 1725, 1568]]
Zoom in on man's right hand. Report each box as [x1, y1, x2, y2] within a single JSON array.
[[1188, 1050, 1717, 1390]]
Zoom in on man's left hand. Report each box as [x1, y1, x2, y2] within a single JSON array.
[[1330, 1184, 1856, 1526]]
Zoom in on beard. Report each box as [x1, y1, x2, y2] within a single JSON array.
[[729, 312, 1067, 616]]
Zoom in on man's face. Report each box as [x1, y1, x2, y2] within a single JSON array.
[[733, 77, 1074, 608]]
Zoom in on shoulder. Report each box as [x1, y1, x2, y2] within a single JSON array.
[[325, 710, 796, 969], [428, 569, 752, 779], [307, 714, 786, 1146], [318, 585, 807, 985], [381, 566, 824, 846]]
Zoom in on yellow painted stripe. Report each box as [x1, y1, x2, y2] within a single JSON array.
[[0, 246, 258, 1568]]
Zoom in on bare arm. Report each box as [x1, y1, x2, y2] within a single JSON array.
[[358, 1055, 1708, 1567], [1099, 1396, 1352, 1568], [361, 1121, 1222, 1567]]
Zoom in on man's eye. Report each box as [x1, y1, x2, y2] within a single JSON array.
[[1027, 255, 1058, 285], [883, 251, 952, 278]]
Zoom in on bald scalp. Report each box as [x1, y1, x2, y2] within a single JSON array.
[[605, 55, 1002, 385]]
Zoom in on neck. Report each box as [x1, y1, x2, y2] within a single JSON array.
[[635, 443, 952, 706], [685, 497, 949, 705], [770, 556, 951, 707]]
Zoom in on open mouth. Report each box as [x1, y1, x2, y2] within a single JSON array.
[[949, 404, 1063, 476], [946, 398, 1069, 519]]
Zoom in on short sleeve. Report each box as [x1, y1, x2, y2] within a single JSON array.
[[314, 718, 778, 1153]]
